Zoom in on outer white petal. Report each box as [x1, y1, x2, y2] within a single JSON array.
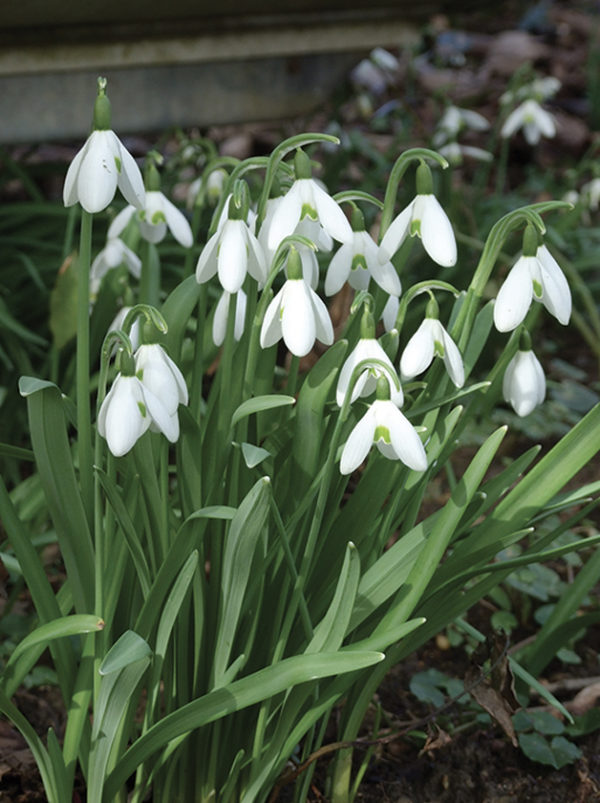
[[493, 256, 535, 332], [217, 220, 248, 293], [212, 291, 231, 346], [260, 287, 285, 348], [400, 319, 435, 379], [533, 105, 556, 139], [162, 194, 193, 247], [245, 229, 268, 286], [324, 244, 352, 296], [267, 183, 303, 250], [536, 245, 571, 325], [501, 105, 525, 139], [99, 375, 150, 457], [419, 195, 457, 267], [382, 295, 399, 332], [63, 136, 91, 207], [440, 325, 465, 388], [503, 350, 546, 417], [378, 200, 415, 263], [108, 205, 136, 239], [337, 339, 402, 407], [340, 406, 377, 475], [361, 232, 401, 295], [309, 286, 334, 347], [114, 133, 145, 209], [195, 231, 220, 284], [143, 385, 180, 442], [311, 181, 353, 244], [300, 247, 320, 289], [139, 192, 167, 243], [77, 131, 119, 214], [135, 344, 178, 413], [384, 402, 428, 471], [523, 121, 542, 146], [281, 280, 316, 357]]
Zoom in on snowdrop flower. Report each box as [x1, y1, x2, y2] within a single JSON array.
[[196, 197, 267, 293], [260, 247, 333, 357], [90, 237, 141, 299], [336, 309, 402, 407], [325, 207, 401, 297], [63, 78, 145, 214], [107, 307, 141, 352], [340, 377, 427, 475], [438, 142, 493, 166], [135, 343, 188, 442], [433, 105, 489, 147], [581, 178, 600, 211], [266, 149, 352, 251], [258, 197, 323, 288], [378, 163, 456, 268], [381, 294, 400, 333], [503, 339, 546, 417], [212, 289, 247, 346], [98, 373, 154, 457], [400, 307, 465, 388], [493, 228, 571, 332], [500, 99, 556, 146]]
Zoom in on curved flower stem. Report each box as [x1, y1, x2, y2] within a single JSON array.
[[77, 209, 94, 526], [394, 279, 460, 333], [139, 239, 159, 307]]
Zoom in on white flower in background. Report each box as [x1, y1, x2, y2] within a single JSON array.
[[340, 381, 427, 475], [325, 216, 401, 297], [502, 77, 561, 105], [493, 244, 571, 332], [381, 294, 400, 332], [581, 178, 600, 211], [267, 150, 353, 250], [134, 343, 189, 442], [500, 99, 556, 146], [438, 142, 493, 166], [196, 218, 267, 293], [336, 337, 403, 407], [378, 194, 457, 268], [187, 167, 227, 209], [212, 289, 247, 346], [90, 237, 141, 299], [400, 317, 465, 388], [433, 106, 490, 147], [260, 248, 333, 357], [503, 348, 546, 417], [109, 192, 193, 247], [107, 307, 141, 352], [351, 47, 399, 95]]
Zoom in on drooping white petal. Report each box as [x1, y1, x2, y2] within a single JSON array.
[[440, 326, 465, 388], [195, 231, 220, 284], [382, 295, 399, 332], [503, 349, 546, 417], [77, 131, 119, 214], [378, 200, 414, 263], [536, 245, 571, 325], [493, 256, 535, 332], [213, 290, 247, 346], [336, 339, 402, 407], [63, 137, 91, 207], [501, 105, 525, 139], [98, 375, 150, 457], [267, 183, 303, 250], [299, 246, 320, 289], [245, 229, 268, 287], [114, 133, 145, 210], [400, 319, 436, 379], [281, 280, 316, 357], [419, 195, 457, 267], [143, 385, 179, 441], [362, 229, 401, 295], [139, 191, 167, 243], [217, 220, 248, 293], [135, 343, 188, 413], [311, 181, 353, 244], [108, 205, 136, 238], [340, 406, 377, 475], [384, 402, 428, 471], [260, 286, 285, 349], [161, 194, 193, 247], [309, 287, 334, 347], [324, 244, 352, 296]]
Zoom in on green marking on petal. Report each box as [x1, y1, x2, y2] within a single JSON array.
[[532, 279, 543, 298], [136, 369, 144, 380], [434, 339, 445, 358], [300, 203, 318, 222], [374, 424, 391, 444], [351, 253, 368, 272], [151, 210, 167, 225], [410, 219, 421, 237], [137, 401, 147, 417], [114, 155, 122, 174]]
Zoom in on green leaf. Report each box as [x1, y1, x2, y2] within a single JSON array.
[[241, 442, 271, 468], [518, 732, 556, 766], [5, 615, 104, 667], [99, 631, 152, 676], [529, 711, 564, 735], [49, 253, 78, 349], [410, 669, 448, 707], [231, 395, 295, 428], [18, 376, 60, 396], [549, 736, 582, 768], [161, 274, 201, 358]]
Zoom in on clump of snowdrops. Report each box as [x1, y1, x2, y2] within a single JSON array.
[[1, 77, 600, 803]]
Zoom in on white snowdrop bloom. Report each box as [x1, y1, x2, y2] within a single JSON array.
[[336, 337, 403, 407], [134, 343, 188, 442], [90, 237, 141, 298], [500, 99, 556, 146], [433, 106, 490, 146], [136, 191, 193, 246], [340, 397, 427, 475], [493, 245, 571, 332], [581, 178, 600, 211], [63, 130, 145, 215], [438, 142, 493, 165], [400, 317, 465, 388], [258, 200, 322, 288], [260, 250, 334, 357], [195, 218, 267, 293], [107, 307, 141, 352], [503, 349, 546, 417], [214, 194, 257, 236], [267, 153, 352, 250], [325, 229, 401, 297], [212, 289, 247, 346], [382, 294, 400, 333], [97, 373, 173, 457], [378, 194, 457, 268]]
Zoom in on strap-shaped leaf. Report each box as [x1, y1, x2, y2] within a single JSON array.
[[231, 395, 295, 428]]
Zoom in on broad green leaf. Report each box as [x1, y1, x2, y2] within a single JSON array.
[[231, 395, 295, 428], [18, 376, 59, 396], [518, 732, 556, 767], [161, 274, 201, 358], [99, 631, 152, 676], [241, 442, 271, 468], [183, 505, 236, 523], [104, 650, 384, 799], [307, 542, 360, 654], [0, 442, 34, 461], [6, 615, 104, 667]]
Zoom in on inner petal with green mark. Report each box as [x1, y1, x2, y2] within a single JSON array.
[[114, 156, 122, 173], [410, 219, 421, 237], [532, 279, 543, 298], [300, 203, 318, 222], [151, 210, 167, 224], [374, 424, 391, 444], [434, 339, 445, 358], [351, 253, 368, 272], [137, 401, 147, 417]]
